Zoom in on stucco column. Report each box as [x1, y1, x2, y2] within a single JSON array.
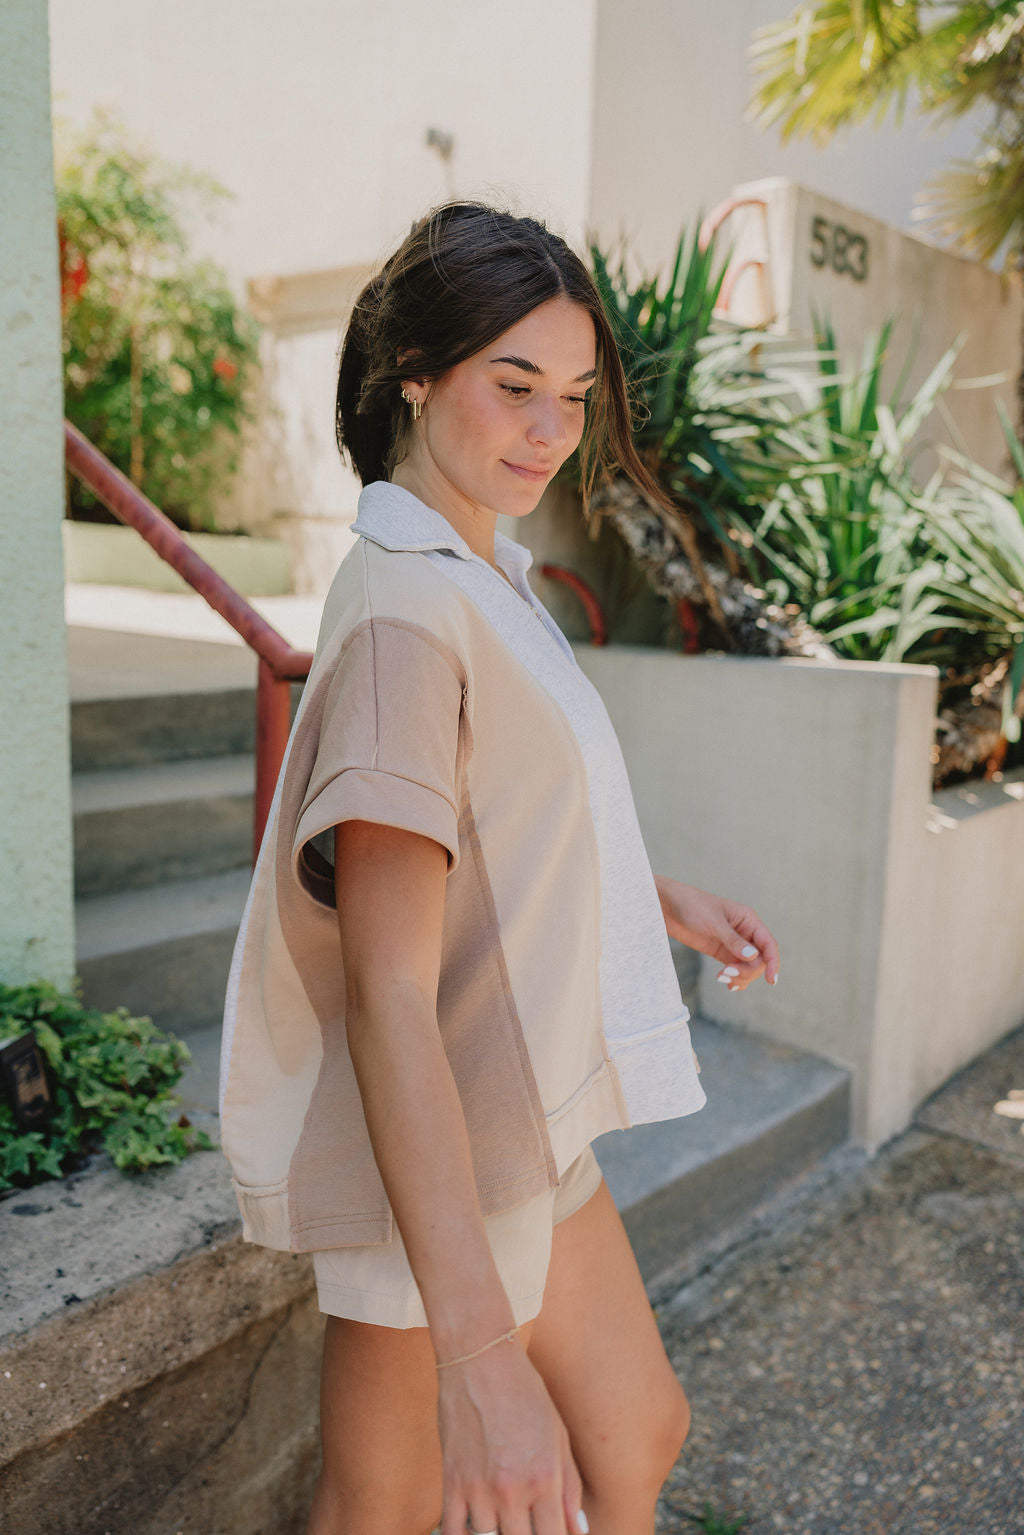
[[0, 0, 75, 987]]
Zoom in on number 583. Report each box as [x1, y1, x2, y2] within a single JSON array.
[[810, 216, 868, 282]]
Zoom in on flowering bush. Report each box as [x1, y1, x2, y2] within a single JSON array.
[[57, 110, 259, 532]]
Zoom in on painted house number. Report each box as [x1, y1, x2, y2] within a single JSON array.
[[809, 215, 869, 282]]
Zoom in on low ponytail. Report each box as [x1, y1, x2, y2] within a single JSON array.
[[335, 272, 410, 487]]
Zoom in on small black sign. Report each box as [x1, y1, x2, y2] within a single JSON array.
[[0, 1034, 55, 1131]]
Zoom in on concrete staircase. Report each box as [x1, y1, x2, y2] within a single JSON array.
[[69, 618, 853, 1286], [71, 629, 265, 1047]]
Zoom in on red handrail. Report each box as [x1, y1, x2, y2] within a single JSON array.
[[539, 563, 607, 646], [63, 422, 313, 861]]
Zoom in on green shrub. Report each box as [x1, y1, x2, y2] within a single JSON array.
[[0, 980, 213, 1194], [56, 109, 260, 532]]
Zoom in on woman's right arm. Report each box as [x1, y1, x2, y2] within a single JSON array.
[[333, 817, 586, 1535]]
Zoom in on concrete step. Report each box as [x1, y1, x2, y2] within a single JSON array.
[[177, 1014, 851, 1286], [75, 867, 251, 1035], [72, 755, 255, 897], [595, 1018, 851, 1285], [69, 625, 258, 771], [71, 688, 258, 772], [68, 626, 303, 771]]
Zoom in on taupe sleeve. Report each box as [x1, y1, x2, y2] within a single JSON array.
[[291, 619, 465, 905]]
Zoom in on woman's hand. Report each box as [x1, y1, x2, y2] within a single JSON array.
[[654, 875, 780, 992], [438, 1339, 587, 1535]]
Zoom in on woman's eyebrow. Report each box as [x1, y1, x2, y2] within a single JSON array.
[[489, 354, 597, 382]]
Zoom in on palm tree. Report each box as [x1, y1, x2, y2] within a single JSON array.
[[747, 0, 1024, 428]]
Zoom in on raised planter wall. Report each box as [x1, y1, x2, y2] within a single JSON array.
[[63, 521, 293, 597], [576, 645, 1024, 1149], [0, 1150, 321, 1535]]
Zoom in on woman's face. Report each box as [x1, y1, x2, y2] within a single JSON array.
[[399, 295, 598, 522]]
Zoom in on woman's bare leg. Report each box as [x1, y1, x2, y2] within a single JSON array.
[[526, 1178, 691, 1535], [307, 1312, 537, 1535], [307, 1178, 685, 1535]]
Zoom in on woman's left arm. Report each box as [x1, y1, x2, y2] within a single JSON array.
[[654, 874, 780, 991]]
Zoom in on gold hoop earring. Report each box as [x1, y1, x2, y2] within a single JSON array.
[[400, 388, 423, 421]]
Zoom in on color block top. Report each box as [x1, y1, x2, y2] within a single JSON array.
[[219, 480, 706, 1253]]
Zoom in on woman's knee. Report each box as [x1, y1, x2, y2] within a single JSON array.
[[643, 1375, 691, 1479], [597, 1376, 691, 1498]]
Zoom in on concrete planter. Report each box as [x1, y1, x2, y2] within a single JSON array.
[[576, 644, 1024, 1150], [63, 521, 292, 597], [0, 1148, 321, 1535]]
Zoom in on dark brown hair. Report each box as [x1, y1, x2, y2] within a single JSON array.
[[335, 199, 675, 523]]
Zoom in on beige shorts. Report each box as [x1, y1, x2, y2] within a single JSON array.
[[312, 1143, 604, 1330]]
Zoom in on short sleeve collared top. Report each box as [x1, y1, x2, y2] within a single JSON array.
[[219, 480, 705, 1254]]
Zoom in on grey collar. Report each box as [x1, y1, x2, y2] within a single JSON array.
[[351, 480, 534, 578]]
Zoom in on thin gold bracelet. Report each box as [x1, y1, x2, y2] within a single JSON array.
[[435, 1327, 519, 1370]]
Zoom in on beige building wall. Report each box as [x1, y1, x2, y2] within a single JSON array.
[[48, 0, 598, 293], [0, 0, 74, 987], [712, 179, 1023, 478]]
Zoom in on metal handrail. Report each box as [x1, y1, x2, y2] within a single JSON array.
[[539, 563, 607, 645], [63, 421, 313, 862]]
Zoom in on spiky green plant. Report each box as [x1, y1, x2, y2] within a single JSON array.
[[727, 316, 981, 663]]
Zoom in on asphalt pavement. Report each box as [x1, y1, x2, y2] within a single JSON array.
[[653, 1021, 1024, 1535]]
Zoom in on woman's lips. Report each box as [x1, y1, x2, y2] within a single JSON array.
[[503, 461, 549, 483]]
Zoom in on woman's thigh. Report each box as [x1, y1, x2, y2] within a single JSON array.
[[312, 1309, 537, 1534], [312, 1177, 686, 1531], [526, 1178, 690, 1506]]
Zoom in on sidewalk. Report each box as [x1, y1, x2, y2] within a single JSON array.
[[653, 1020, 1024, 1535]]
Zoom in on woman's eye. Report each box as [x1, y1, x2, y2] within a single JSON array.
[[499, 384, 589, 405]]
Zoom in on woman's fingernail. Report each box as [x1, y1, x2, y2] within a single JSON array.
[[721, 966, 739, 977], [578, 1514, 590, 1534], [716, 973, 730, 984], [741, 944, 759, 958], [770, 974, 779, 985], [728, 983, 739, 991]]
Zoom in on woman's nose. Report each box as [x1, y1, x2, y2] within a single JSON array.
[[525, 394, 570, 448]]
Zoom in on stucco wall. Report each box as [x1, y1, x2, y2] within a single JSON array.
[[575, 646, 1024, 1149], [0, 0, 74, 987], [715, 179, 1023, 480], [48, 0, 598, 293]]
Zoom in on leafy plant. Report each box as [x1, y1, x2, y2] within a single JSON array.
[[576, 221, 845, 656], [583, 220, 798, 551], [682, 1501, 751, 1534], [728, 315, 979, 663], [56, 109, 260, 532], [921, 403, 1024, 741], [0, 979, 213, 1194]]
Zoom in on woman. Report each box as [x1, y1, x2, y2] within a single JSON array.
[[219, 200, 780, 1535]]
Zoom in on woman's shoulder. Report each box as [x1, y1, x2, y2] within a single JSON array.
[[312, 537, 473, 684]]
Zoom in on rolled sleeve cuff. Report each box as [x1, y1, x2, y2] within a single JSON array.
[[292, 766, 461, 905]]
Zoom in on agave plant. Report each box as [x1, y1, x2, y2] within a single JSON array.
[[727, 317, 976, 662], [578, 222, 839, 657], [912, 403, 1024, 775]]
